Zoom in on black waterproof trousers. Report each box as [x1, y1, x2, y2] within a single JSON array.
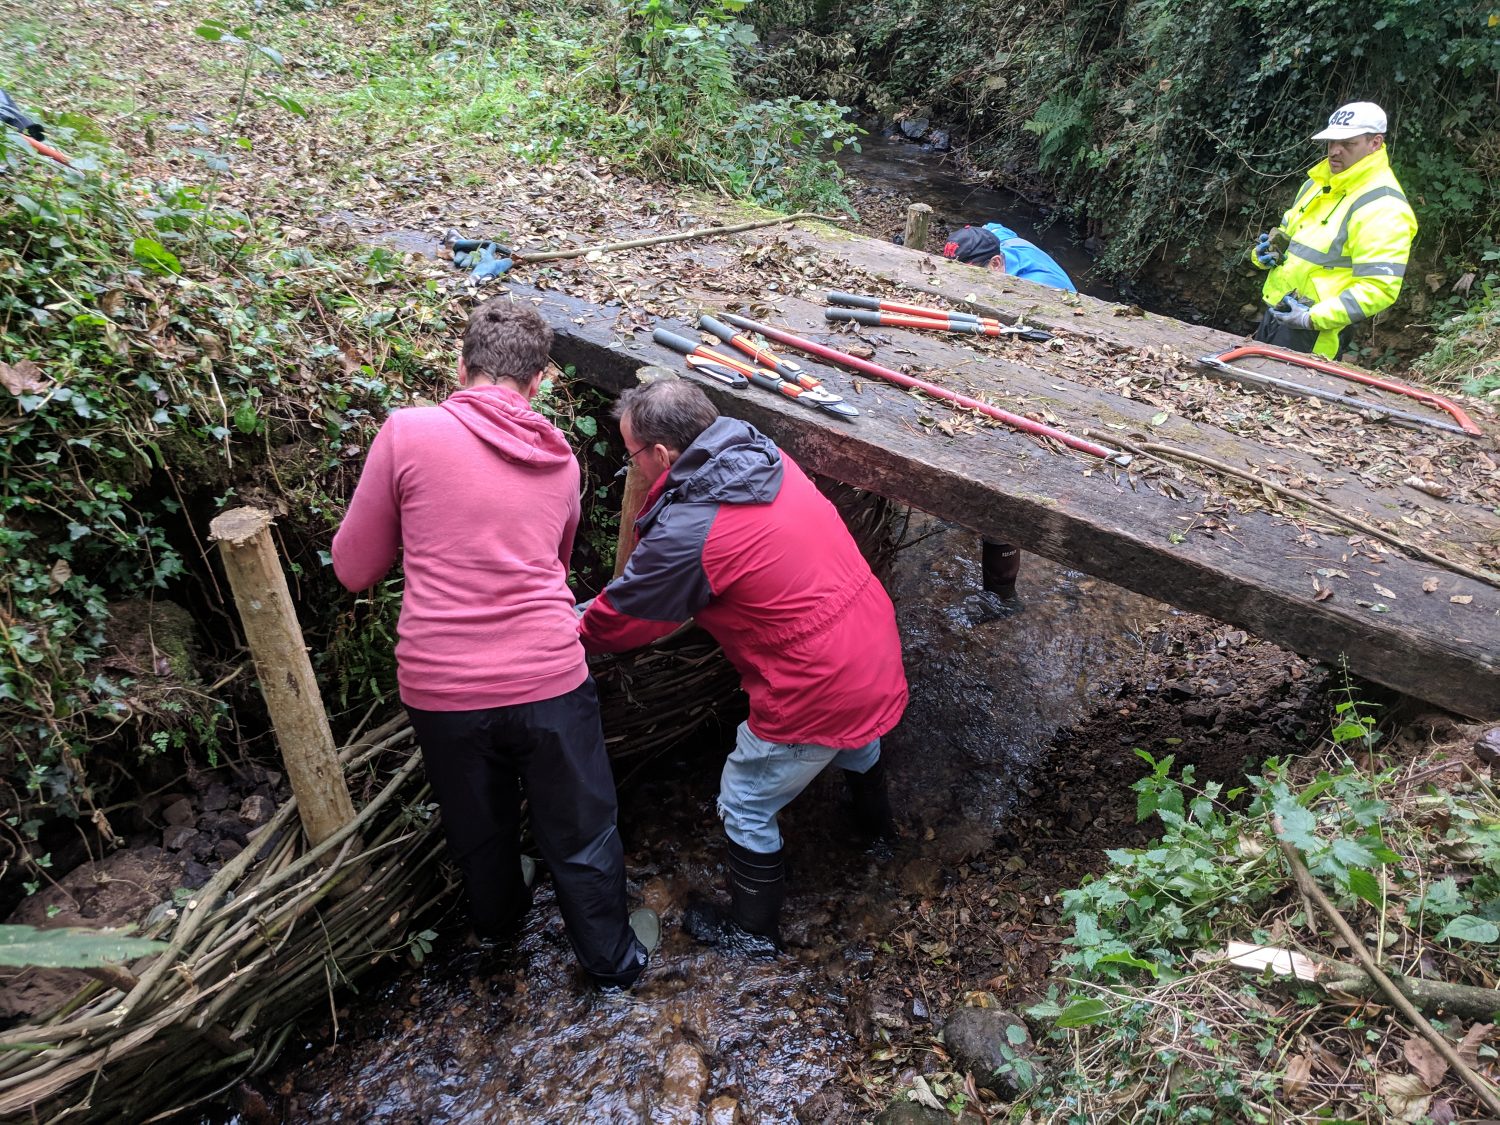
[[406, 677, 646, 988], [1252, 307, 1352, 358]]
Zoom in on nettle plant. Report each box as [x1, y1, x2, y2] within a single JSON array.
[[1060, 695, 1499, 984]]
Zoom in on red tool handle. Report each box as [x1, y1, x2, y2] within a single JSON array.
[[1217, 344, 1483, 436], [718, 314, 1129, 465], [827, 291, 993, 327], [826, 308, 988, 335], [22, 135, 72, 166]]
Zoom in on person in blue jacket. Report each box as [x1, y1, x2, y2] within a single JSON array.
[[942, 224, 1078, 293], [942, 223, 1078, 622]]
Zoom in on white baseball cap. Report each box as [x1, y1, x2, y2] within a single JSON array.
[[1312, 101, 1387, 141]]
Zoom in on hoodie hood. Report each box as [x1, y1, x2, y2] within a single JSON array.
[[440, 384, 576, 468], [638, 417, 782, 532]]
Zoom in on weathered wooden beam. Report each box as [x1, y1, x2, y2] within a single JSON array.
[[209, 507, 357, 847], [538, 288, 1500, 720]]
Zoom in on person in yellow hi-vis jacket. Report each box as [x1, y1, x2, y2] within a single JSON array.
[[1250, 101, 1418, 360]]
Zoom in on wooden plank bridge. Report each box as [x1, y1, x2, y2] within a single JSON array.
[[519, 217, 1500, 719]]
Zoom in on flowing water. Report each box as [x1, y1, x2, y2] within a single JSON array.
[[247, 524, 1157, 1123]]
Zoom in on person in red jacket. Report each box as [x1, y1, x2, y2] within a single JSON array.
[[332, 298, 653, 988], [580, 378, 908, 948]]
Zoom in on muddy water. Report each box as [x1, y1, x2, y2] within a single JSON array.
[[252, 526, 1156, 1123], [835, 126, 1116, 301]]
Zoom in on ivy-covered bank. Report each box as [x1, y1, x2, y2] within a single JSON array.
[[759, 0, 1500, 370]]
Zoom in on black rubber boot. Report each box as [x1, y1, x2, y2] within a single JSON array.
[[726, 839, 786, 944], [845, 759, 896, 840]]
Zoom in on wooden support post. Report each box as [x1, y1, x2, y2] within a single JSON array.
[[613, 366, 676, 578], [902, 203, 933, 253], [209, 507, 356, 848]]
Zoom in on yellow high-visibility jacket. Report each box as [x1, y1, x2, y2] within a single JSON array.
[[1252, 146, 1417, 358]]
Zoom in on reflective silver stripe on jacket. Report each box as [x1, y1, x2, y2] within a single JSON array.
[[1286, 186, 1409, 269], [1340, 291, 1368, 324]]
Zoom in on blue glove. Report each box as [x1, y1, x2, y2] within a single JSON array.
[[453, 241, 513, 280], [1270, 294, 1314, 331], [1253, 232, 1281, 268], [574, 598, 594, 618]]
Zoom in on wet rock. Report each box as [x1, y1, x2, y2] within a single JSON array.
[[898, 857, 942, 897], [899, 118, 929, 140], [655, 1040, 710, 1124], [926, 129, 951, 152], [874, 1101, 949, 1125], [163, 825, 200, 852], [239, 794, 275, 826], [200, 782, 232, 813], [942, 1004, 1038, 1097], [215, 839, 245, 863], [705, 1095, 742, 1125], [1475, 727, 1500, 772], [182, 860, 214, 889], [640, 876, 674, 916], [163, 797, 196, 827], [198, 811, 251, 845]]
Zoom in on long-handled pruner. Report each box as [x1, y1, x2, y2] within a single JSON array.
[[651, 328, 748, 387], [824, 307, 1052, 341], [1196, 354, 1474, 437], [1213, 344, 1482, 437], [698, 315, 859, 419], [826, 291, 1053, 341]]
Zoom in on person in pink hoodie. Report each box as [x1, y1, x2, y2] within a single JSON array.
[[332, 298, 652, 988]]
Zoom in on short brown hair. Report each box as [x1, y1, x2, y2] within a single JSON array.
[[461, 298, 553, 384], [614, 378, 718, 453]]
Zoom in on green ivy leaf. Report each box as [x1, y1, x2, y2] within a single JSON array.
[[1437, 916, 1499, 944], [1055, 997, 1112, 1028], [0, 924, 166, 967], [1345, 866, 1383, 909], [131, 237, 182, 276]]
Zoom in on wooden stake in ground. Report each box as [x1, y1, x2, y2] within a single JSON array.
[[902, 203, 933, 254], [210, 507, 356, 848]]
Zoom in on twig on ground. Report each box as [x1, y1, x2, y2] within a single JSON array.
[[1273, 817, 1500, 1117], [513, 212, 843, 263]]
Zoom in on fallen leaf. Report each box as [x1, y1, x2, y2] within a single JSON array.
[[1374, 584, 1396, 598], [1427, 1097, 1457, 1125], [1378, 1072, 1432, 1123], [1282, 1053, 1312, 1098], [1422, 577, 1440, 593], [0, 359, 50, 396], [1150, 411, 1169, 426], [1456, 1022, 1494, 1069], [1450, 595, 1473, 605], [1314, 588, 1333, 601], [1403, 1036, 1449, 1088], [908, 1075, 945, 1111]]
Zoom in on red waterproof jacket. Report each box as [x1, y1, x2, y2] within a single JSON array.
[[580, 418, 907, 749]]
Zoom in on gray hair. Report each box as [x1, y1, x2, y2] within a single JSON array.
[[613, 378, 718, 453]]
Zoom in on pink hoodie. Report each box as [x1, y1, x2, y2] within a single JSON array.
[[332, 384, 587, 711]]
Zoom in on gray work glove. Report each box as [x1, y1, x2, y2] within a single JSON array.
[[1270, 294, 1314, 331]]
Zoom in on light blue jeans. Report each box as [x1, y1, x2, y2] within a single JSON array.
[[717, 721, 882, 854]]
